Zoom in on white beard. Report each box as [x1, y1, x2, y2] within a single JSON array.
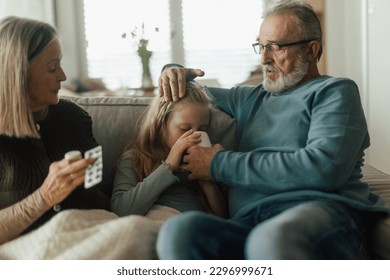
[[262, 56, 309, 93]]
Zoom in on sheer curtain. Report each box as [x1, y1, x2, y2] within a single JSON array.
[[0, 0, 55, 24]]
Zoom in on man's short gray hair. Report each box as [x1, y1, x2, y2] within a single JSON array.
[[264, 0, 323, 60]]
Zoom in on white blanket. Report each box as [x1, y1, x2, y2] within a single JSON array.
[[0, 206, 179, 260]]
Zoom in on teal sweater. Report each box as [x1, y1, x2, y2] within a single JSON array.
[[208, 76, 390, 219]]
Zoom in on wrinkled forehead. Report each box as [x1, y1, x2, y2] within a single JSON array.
[[259, 13, 300, 43]]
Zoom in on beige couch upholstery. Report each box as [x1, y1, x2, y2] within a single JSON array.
[[63, 95, 390, 259]]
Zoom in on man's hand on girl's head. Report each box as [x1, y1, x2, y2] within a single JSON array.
[[158, 67, 205, 102]]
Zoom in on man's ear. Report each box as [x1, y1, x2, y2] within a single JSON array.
[[306, 40, 321, 62]]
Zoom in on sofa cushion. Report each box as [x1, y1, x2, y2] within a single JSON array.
[[63, 96, 150, 196], [62, 96, 237, 196]]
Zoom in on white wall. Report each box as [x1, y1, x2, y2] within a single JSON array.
[[325, 0, 366, 104], [55, 0, 88, 82], [0, 0, 55, 24], [365, 0, 390, 174], [326, 0, 390, 174]]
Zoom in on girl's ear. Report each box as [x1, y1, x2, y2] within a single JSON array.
[[307, 40, 321, 62]]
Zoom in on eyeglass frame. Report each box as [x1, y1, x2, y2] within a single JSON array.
[[252, 39, 314, 55]]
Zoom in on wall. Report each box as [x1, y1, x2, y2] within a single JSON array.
[[365, 0, 390, 174], [326, 0, 390, 174], [0, 0, 55, 24], [325, 0, 365, 99], [55, 0, 88, 82]]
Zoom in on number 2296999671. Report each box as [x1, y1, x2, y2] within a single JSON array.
[[209, 266, 273, 276]]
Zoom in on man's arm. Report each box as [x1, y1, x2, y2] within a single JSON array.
[[210, 79, 369, 192]]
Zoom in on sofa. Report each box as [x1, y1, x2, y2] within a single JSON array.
[[63, 95, 390, 259]]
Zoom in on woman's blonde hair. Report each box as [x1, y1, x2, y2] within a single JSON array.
[[128, 81, 213, 180], [0, 16, 57, 138]]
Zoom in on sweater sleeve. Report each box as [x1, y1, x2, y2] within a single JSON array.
[[206, 85, 260, 117], [210, 79, 369, 192], [110, 152, 178, 216], [0, 189, 50, 245]]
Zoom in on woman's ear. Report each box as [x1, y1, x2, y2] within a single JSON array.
[[306, 40, 321, 62]]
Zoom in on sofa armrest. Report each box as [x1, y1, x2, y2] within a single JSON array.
[[362, 164, 390, 259]]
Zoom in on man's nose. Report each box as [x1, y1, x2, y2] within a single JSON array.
[[260, 49, 273, 65]]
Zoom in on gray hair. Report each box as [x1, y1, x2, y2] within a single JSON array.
[[264, 0, 323, 60], [0, 16, 57, 138]]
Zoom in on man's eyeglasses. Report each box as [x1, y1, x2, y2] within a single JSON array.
[[252, 39, 313, 55]]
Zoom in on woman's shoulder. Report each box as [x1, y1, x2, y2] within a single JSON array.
[[44, 99, 93, 131], [56, 98, 86, 111], [50, 98, 91, 119]]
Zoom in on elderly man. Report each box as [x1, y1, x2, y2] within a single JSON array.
[[156, 0, 390, 259]]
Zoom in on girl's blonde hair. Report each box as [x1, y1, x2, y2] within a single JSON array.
[[128, 81, 213, 180], [0, 16, 57, 138]]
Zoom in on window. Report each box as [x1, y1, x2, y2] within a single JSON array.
[[83, 0, 171, 90], [181, 0, 262, 87], [83, 0, 263, 90]]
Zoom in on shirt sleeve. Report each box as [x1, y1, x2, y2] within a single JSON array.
[[110, 152, 179, 216], [0, 190, 50, 245]]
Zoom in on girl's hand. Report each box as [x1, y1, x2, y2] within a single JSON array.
[[39, 157, 94, 207], [164, 130, 201, 171], [198, 180, 229, 218]]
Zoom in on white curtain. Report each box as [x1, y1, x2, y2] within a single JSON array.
[[0, 0, 55, 25]]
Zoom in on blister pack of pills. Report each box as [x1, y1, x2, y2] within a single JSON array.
[[84, 145, 103, 189]]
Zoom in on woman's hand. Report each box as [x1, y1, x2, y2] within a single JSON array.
[[39, 157, 94, 207], [158, 67, 205, 102], [164, 130, 201, 171]]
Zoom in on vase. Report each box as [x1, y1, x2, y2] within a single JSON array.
[[138, 40, 154, 96], [142, 68, 153, 89], [141, 71, 154, 96]]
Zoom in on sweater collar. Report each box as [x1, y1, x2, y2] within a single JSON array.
[[33, 107, 49, 122]]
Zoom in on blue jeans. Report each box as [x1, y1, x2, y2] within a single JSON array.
[[156, 200, 369, 259]]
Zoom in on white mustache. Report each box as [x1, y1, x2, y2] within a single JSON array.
[[263, 65, 279, 73]]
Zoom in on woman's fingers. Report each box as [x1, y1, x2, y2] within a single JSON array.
[[56, 157, 94, 177], [39, 157, 94, 206]]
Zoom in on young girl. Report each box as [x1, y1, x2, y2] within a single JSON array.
[[111, 81, 228, 221]]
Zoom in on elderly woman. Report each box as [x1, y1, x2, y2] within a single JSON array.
[[0, 16, 166, 260], [0, 16, 109, 249]]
